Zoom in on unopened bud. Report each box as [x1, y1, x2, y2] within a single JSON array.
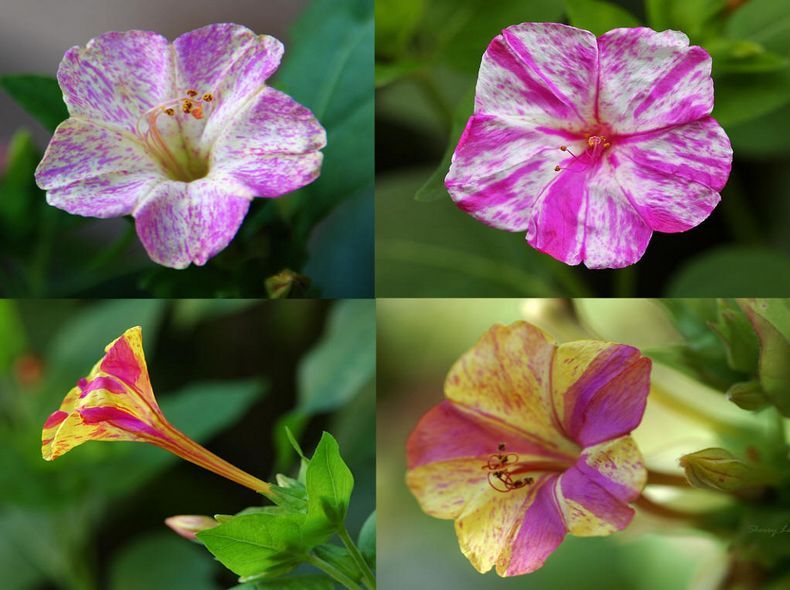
[[679, 448, 751, 492], [726, 380, 769, 411], [165, 515, 218, 542], [265, 269, 311, 299]]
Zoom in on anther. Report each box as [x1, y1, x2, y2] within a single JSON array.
[[202, 93, 214, 102], [186, 89, 198, 97], [498, 443, 506, 452], [554, 165, 561, 172], [182, 100, 193, 114], [164, 107, 175, 116]]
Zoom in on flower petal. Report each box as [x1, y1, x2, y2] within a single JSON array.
[[35, 118, 161, 217], [211, 87, 325, 197], [552, 341, 650, 447], [444, 322, 577, 456], [477, 23, 598, 127], [504, 476, 566, 575], [407, 458, 489, 520], [597, 28, 713, 134], [133, 177, 252, 269], [57, 30, 173, 134], [557, 462, 635, 537], [446, 114, 566, 230], [526, 165, 592, 266], [174, 24, 284, 156], [455, 482, 538, 575], [612, 117, 731, 232], [100, 326, 157, 409], [582, 161, 653, 269], [577, 435, 646, 503]]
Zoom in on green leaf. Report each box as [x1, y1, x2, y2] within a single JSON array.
[[305, 432, 354, 536], [0, 75, 68, 132], [198, 512, 307, 578], [726, 0, 790, 57], [232, 575, 334, 590], [277, 0, 374, 236], [0, 130, 41, 239], [563, 0, 639, 36], [313, 544, 362, 582], [415, 87, 474, 202], [712, 68, 790, 126], [726, 101, 790, 157], [298, 300, 376, 414], [710, 299, 760, 374], [357, 511, 376, 568], [667, 248, 790, 297], [709, 39, 789, 73], [0, 300, 26, 373], [645, 0, 726, 37], [109, 533, 218, 590]]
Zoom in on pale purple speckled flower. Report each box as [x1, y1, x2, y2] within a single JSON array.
[[446, 24, 732, 269], [35, 24, 326, 269]]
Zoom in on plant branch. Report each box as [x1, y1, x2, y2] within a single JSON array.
[[339, 525, 376, 590], [306, 553, 362, 590]]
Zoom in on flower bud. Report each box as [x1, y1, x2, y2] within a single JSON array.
[[165, 515, 218, 542], [726, 380, 769, 411], [679, 448, 751, 492]]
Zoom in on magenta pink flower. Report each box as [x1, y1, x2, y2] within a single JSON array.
[[35, 24, 326, 269], [406, 322, 650, 575], [445, 24, 732, 269]]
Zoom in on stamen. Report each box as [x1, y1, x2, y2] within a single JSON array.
[[164, 108, 175, 116], [482, 445, 535, 493], [182, 99, 193, 114], [202, 93, 214, 102], [554, 165, 561, 172], [186, 89, 198, 97]]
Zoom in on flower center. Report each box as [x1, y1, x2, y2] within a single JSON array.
[[135, 89, 216, 182], [481, 443, 572, 493], [553, 135, 612, 173]]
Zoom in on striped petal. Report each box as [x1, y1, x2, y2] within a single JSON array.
[[613, 117, 731, 232], [477, 23, 598, 127], [57, 30, 173, 135], [444, 322, 578, 457], [597, 28, 714, 134], [133, 177, 253, 269], [552, 341, 651, 447], [211, 87, 326, 197], [42, 327, 163, 460], [446, 114, 567, 230]]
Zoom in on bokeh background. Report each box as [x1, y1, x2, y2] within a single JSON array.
[[0, 0, 373, 298], [377, 298, 786, 589], [376, 0, 790, 297], [0, 298, 375, 589]]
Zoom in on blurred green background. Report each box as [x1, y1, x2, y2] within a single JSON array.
[[0, 298, 375, 589], [376, 298, 788, 589], [375, 0, 790, 297], [0, 0, 373, 298]]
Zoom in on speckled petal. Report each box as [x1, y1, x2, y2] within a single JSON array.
[[552, 341, 650, 447], [57, 30, 173, 134], [613, 117, 731, 232], [133, 177, 252, 269], [504, 476, 566, 575], [582, 160, 652, 269], [456, 482, 537, 575], [35, 118, 161, 217], [597, 28, 714, 134], [577, 435, 646, 503], [477, 23, 598, 127], [446, 115, 568, 230], [174, 23, 284, 158], [211, 87, 326, 197], [444, 322, 577, 456]]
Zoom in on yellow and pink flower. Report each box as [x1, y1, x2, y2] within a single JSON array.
[[406, 321, 650, 575], [42, 326, 270, 495]]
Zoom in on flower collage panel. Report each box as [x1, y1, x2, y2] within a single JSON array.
[[1, 1, 790, 590]]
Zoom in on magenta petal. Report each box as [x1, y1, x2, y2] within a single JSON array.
[[78, 406, 168, 440], [134, 178, 251, 269], [527, 167, 591, 265], [565, 347, 650, 447], [559, 465, 635, 535], [506, 476, 566, 575]]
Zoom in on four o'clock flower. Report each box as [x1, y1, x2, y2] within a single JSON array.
[[446, 24, 732, 269], [42, 326, 271, 495], [35, 24, 326, 269], [406, 321, 650, 575]]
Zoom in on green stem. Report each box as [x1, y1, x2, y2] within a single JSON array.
[[646, 469, 690, 488], [339, 526, 376, 590], [306, 553, 362, 590]]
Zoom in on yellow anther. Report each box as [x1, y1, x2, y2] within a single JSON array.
[[186, 89, 198, 97], [202, 93, 214, 102], [163, 107, 175, 116], [182, 99, 193, 114]]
